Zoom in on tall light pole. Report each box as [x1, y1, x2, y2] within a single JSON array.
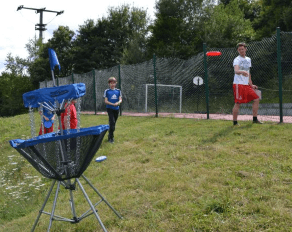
[[17, 5, 64, 42]]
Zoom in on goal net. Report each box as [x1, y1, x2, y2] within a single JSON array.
[[145, 84, 182, 113]]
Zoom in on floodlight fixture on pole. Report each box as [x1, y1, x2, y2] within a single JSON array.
[[17, 5, 64, 42]]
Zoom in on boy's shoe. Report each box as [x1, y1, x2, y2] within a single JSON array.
[[233, 121, 240, 127], [108, 138, 114, 143], [253, 120, 263, 124]]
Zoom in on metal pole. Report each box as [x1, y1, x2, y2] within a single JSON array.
[[82, 175, 123, 219], [179, 86, 182, 113], [17, 6, 64, 43], [118, 64, 122, 116], [203, 43, 210, 119], [51, 70, 56, 87], [69, 183, 78, 221], [31, 180, 56, 232], [277, 27, 283, 123], [92, 69, 97, 115], [76, 178, 108, 232], [39, 11, 44, 42], [197, 78, 199, 112], [145, 85, 148, 113], [153, 54, 158, 117], [47, 181, 61, 231]]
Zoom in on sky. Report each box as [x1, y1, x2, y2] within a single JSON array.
[[0, 1, 157, 74]]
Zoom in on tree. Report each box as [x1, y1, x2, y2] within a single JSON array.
[[25, 35, 41, 62], [24, 38, 51, 88], [72, 19, 106, 73], [120, 6, 151, 64], [147, 0, 205, 59], [4, 53, 29, 76], [253, 0, 292, 39], [29, 26, 75, 87], [72, 5, 150, 73], [201, 0, 256, 48], [44, 26, 75, 77], [3, 37, 43, 89], [0, 72, 33, 116], [220, 0, 261, 24]]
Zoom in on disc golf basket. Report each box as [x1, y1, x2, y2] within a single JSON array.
[[9, 83, 122, 232]]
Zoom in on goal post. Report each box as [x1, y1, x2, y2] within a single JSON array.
[[145, 84, 182, 113]]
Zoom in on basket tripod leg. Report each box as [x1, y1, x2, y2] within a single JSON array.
[[47, 181, 61, 231], [82, 174, 123, 219], [68, 180, 78, 222], [76, 178, 108, 232], [31, 180, 56, 232]]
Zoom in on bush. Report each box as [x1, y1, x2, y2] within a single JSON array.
[[0, 72, 34, 117]]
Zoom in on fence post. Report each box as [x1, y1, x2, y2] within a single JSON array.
[[118, 64, 122, 116], [92, 69, 97, 115], [153, 54, 158, 117], [277, 27, 283, 123], [203, 43, 210, 119], [71, 73, 74, 84]]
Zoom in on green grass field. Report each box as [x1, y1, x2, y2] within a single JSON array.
[[1, 113, 292, 231]]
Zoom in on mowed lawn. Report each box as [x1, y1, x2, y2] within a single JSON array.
[[1, 113, 292, 231]]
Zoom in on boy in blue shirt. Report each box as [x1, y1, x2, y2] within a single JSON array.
[[103, 77, 122, 143]]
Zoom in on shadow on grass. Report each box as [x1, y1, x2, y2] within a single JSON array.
[[201, 123, 253, 144]]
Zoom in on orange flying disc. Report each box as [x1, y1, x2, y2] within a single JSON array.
[[206, 51, 222, 56]]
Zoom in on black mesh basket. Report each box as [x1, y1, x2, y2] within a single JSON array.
[[10, 125, 109, 181]]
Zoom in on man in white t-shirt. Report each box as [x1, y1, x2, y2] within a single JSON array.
[[232, 42, 262, 126]]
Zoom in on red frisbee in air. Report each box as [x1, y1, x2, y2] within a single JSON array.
[[206, 51, 222, 56]]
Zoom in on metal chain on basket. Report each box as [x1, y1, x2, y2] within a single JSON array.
[[39, 105, 48, 159], [66, 101, 71, 155], [75, 98, 82, 169], [76, 98, 81, 132], [39, 105, 44, 136], [29, 106, 36, 139]]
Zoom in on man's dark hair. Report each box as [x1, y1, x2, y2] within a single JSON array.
[[236, 42, 247, 48]]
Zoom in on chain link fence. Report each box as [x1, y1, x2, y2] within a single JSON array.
[[40, 29, 292, 122]]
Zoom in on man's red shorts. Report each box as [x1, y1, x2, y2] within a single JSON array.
[[233, 84, 259, 104]]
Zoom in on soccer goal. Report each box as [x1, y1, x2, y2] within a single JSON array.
[[145, 84, 182, 113]]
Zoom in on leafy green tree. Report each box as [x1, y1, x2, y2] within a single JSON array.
[[253, 0, 292, 39], [28, 55, 50, 88], [72, 5, 150, 73], [120, 6, 150, 64], [29, 26, 75, 87], [3, 37, 42, 89], [15, 37, 47, 88], [4, 35, 42, 78], [201, 0, 256, 48], [234, 0, 261, 23], [5, 5, 149, 84], [0, 72, 33, 116], [72, 19, 104, 73], [45, 26, 75, 77], [147, 0, 205, 59], [25, 36, 41, 62], [4, 53, 29, 76], [24, 38, 51, 88]]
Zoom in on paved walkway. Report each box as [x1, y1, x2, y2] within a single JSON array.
[[83, 111, 292, 123]]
